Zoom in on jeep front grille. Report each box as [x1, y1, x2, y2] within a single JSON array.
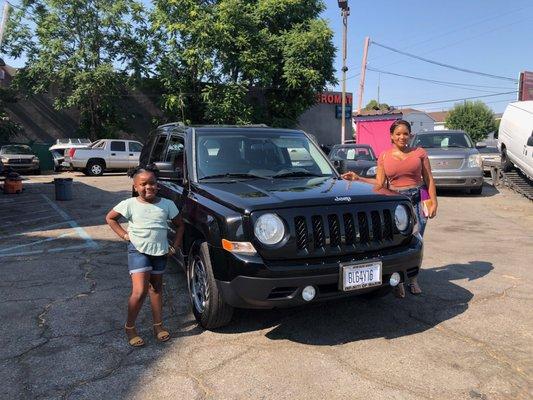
[[295, 208, 395, 251]]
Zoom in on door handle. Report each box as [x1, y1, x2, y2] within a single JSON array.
[[129, 153, 134, 156], [111, 153, 116, 156]]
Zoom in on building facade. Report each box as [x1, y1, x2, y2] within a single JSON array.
[[297, 91, 354, 145]]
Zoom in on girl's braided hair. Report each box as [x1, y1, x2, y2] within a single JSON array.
[[127, 164, 159, 179]]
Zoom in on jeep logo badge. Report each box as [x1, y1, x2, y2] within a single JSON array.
[[334, 196, 351, 202]]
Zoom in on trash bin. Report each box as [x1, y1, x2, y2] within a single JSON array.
[[54, 178, 73, 201]]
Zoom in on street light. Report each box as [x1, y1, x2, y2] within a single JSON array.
[[338, 0, 349, 144]]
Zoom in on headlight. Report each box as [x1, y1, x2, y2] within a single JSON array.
[[394, 205, 409, 232], [254, 213, 285, 245], [32, 156, 40, 163], [0, 157, 7, 163], [366, 166, 377, 176], [468, 154, 482, 168]]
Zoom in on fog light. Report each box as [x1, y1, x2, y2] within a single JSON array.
[[389, 273, 401, 287], [302, 285, 316, 301]]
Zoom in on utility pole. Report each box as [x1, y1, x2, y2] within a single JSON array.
[[338, 1, 349, 144], [377, 73, 381, 105], [0, 2, 10, 48], [357, 36, 370, 114]]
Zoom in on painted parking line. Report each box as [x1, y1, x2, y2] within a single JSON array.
[[0, 195, 98, 258]]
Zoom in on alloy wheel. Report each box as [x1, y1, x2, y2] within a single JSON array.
[[190, 255, 209, 313]]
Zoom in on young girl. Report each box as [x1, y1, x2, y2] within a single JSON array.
[[342, 120, 437, 297], [106, 166, 185, 347]]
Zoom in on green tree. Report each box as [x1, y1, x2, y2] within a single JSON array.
[[445, 101, 496, 142], [2, 0, 148, 140], [364, 99, 390, 111], [0, 87, 22, 142], [151, 0, 336, 126]]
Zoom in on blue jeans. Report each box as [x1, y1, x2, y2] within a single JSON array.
[[395, 187, 427, 236]]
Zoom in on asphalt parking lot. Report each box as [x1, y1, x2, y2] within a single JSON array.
[[1, 173, 532, 400]]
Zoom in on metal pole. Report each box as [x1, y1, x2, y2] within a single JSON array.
[[357, 36, 370, 114], [340, 7, 349, 145], [0, 2, 10, 48]]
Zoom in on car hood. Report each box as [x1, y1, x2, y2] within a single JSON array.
[[196, 177, 405, 213], [344, 160, 376, 168], [424, 147, 478, 157]]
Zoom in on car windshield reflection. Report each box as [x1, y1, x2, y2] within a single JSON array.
[[196, 132, 335, 180]]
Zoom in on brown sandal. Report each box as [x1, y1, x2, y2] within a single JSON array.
[[125, 325, 145, 347], [407, 282, 422, 295], [153, 322, 170, 342], [393, 283, 405, 299]]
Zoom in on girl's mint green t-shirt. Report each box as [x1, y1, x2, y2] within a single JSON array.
[[113, 197, 179, 256]]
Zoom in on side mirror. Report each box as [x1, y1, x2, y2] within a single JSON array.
[[527, 135, 533, 147], [154, 161, 183, 181], [475, 142, 487, 149], [333, 159, 347, 174]]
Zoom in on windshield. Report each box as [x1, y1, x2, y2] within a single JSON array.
[[330, 146, 376, 161], [412, 132, 474, 149], [0, 145, 34, 155], [195, 131, 335, 180]]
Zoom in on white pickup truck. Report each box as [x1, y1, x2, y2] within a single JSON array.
[[64, 139, 143, 176]]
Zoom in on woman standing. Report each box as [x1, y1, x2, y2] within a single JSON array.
[[342, 120, 437, 297]]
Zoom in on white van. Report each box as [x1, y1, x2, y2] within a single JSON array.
[[498, 101, 533, 180]]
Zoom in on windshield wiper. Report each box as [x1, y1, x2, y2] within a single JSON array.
[[446, 144, 467, 148], [272, 171, 324, 178], [199, 172, 268, 180]]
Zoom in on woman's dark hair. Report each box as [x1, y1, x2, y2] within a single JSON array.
[[390, 119, 412, 134], [127, 164, 159, 179]]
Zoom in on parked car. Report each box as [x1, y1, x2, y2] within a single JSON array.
[[410, 130, 483, 194], [0, 145, 40, 175], [49, 138, 91, 172], [476, 144, 501, 173], [64, 139, 143, 176], [329, 144, 377, 177], [139, 123, 423, 329], [498, 101, 533, 180]]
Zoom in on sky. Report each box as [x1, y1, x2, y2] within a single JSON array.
[[3, 0, 532, 114], [321, 0, 533, 113]]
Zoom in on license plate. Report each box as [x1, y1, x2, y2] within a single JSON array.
[[340, 261, 382, 291]]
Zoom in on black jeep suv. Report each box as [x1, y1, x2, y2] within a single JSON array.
[[139, 124, 423, 329]]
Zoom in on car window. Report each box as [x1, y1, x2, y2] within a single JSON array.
[[196, 132, 334, 179], [330, 146, 375, 161], [413, 133, 473, 148], [129, 142, 143, 152], [149, 135, 168, 163], [0, 145, 34, 155], [110, 141, 126, 152]]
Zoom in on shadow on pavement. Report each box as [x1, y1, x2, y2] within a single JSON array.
[[437, 182, 499, 198], [218, 261, 493, 346]]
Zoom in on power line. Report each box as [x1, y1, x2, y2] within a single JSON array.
[[371, 40, 518, 82], [394, 91, 518, 108], [367, 67, 517, 92]]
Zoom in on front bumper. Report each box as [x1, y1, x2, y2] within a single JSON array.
[[3, 163, 39, 172], [215, 237, 423, 309], [432, 169, 483, 188]]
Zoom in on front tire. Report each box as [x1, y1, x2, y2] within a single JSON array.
[[187, 241, 233, 330], [501, 147, 513, 172]]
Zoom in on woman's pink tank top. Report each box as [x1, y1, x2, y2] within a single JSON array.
[[378, 147, 428, 187]]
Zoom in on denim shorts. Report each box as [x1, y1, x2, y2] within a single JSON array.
[[395, 187, 427, 236], [127, 242, 167, 275]]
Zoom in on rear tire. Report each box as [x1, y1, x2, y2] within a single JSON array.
[[86, 160, 105, 176], [187, 241, 233, 330], [500, 147, 513, 172]]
